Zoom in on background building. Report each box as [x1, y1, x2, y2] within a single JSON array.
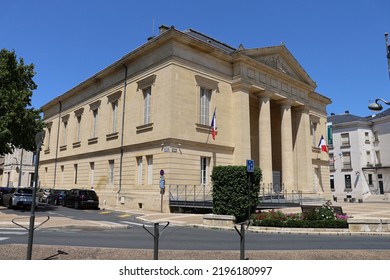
[[1, 148, 35, 187], [39, 26, 331, 212], [328, 109, 390, 202]]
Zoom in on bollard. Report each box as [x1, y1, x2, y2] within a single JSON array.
[[142, 222, 170, 260], [234, 220, 250, 260]]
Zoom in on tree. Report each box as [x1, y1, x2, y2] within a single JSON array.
[[0, 49, 44, 155]]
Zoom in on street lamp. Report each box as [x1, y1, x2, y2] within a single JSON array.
[[368, 98, 390, 111], [368, 33, 390, 111]]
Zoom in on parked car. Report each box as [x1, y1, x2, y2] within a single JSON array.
[[62, 189, 99, 209], [2, 187, 39, 209], [46, 189, 68, 205], [0, 187, 14, 206], [40, 188, 54, 203]]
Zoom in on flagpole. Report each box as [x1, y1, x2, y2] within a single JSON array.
[[206, 107, 216, 143]]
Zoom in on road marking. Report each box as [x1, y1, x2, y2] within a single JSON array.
[[0, 237, 9, 242], [120, 221, 147, 227], [0, 230, 27, 235], [118, 214, 131, 218], [99, 211, 112, 215]]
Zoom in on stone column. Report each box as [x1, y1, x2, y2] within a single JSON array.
[[258, 95, 273, 187], [232, 90, 251, 165], [280, 102, 294, 189]]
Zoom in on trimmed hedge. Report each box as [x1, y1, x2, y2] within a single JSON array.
[[252, 218, 348, 228], [211, 165, 262, 223]]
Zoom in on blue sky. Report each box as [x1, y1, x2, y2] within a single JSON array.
[[2, 0, 390, 117]]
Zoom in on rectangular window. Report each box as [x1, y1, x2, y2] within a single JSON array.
[[200, 157, 210, 185], [342, 152, 351, 170], [344, 174, 352, 190], [109, 160, 114, 184], [76, 115, 82, 142], [147, 156, 153, 185], [61, 165, 64, 184], [74, 164, 78, 184], [368, 174, 373, 185], [143, 87, 151, 124], [111, 101, 118, 133], [329, 153, 335, 171], [92, 109, 98, 138], [310, 120, 318, 147], [62, 121, 68, 145], [330, 175, 335, 191], [46, 127, 51, 149], [365, 132, 370, 143], [366, 151, 371, 165], [341, 133, 350, 146], [200, 88, 211, 125], [137, 157, 143, 185], [90, 162, 95, 185]]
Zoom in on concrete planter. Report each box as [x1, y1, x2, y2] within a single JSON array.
[[203, 214, 236, 227], [348, 218, 390, 232]]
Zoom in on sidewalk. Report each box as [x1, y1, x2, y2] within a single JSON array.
[[1, 200, 390, 235]]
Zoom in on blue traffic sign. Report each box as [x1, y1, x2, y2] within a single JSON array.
[[246, 159, 254, 173]]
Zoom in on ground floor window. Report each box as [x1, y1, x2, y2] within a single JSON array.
[[344, 174, 352, 191], [330, 175, 335, 191], [200, 157, 210, 185]]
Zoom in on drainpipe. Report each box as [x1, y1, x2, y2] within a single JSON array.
[[53, 99, 62, 188], [118, 64, 127, 200]]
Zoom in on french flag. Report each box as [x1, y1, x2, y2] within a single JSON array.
[[318, 135, 328, 153], [211, 109, 217, 140]]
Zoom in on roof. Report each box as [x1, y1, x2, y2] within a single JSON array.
[[328, 108, 390, 125], [327, 113, 367, 124], [369, 108, 390, 120], [182, 28, 236, 53]]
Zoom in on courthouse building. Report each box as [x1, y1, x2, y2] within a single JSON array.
[[39, 25, 332, 212]]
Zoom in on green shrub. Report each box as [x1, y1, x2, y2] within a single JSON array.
[[211, 165, 262, 223]]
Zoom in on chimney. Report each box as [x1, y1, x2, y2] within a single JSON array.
[[331, 113, 335, 116], [345, 110, 349, 114], [159, 25, 170, 34]]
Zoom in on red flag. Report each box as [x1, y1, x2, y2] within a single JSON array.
[[211, 109, 217, 140], [318, 135, 328, 153]]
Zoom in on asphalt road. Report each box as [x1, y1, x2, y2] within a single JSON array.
[[2, 204, 390, 251]]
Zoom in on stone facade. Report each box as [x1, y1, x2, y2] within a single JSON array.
[[39, 26, 331, 212], [1, 149, 35, 187]]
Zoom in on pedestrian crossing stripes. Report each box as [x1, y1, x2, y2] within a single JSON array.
[[0, 228, 27, 243]]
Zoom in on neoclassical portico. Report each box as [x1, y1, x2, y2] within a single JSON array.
[[252, 89, 314, 192]]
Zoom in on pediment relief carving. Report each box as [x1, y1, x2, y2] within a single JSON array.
[[251, 54, 301, 81]]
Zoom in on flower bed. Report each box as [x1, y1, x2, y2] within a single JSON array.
[[251, 202, 348, 229]]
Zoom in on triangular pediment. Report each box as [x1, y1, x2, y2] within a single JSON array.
[[242, 45, 316, 88]]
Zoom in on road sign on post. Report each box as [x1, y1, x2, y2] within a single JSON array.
[[246, 159, 254, 173], [159, 169, 165, 213]]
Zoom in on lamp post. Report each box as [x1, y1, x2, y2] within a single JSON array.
[[368, 98, 390, 111], [26, 131, 45, 260], [368, 33, 390, 111]]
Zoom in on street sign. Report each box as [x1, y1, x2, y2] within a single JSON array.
[[246, 159, 254, 173]]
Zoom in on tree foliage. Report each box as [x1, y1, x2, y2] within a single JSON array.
[[211, 165, 262, 223], [0, 49, 44, 155]]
